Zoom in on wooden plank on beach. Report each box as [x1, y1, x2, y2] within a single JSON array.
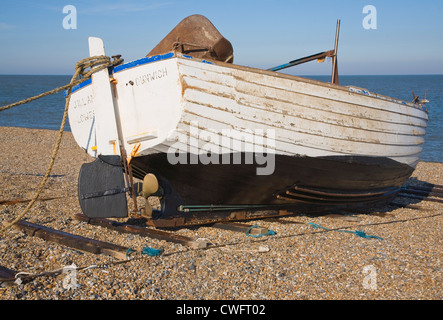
[[13, 220, 129, 260], [264, 218, 305, 225], [212, 222, 269, 236], [74, 213, 209, 249], [0, 265, 16, 281]]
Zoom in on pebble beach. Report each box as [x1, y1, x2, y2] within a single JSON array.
[[0, 126, 441, 302]]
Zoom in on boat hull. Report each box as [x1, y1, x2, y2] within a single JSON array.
[[130, 152, 412, 217]]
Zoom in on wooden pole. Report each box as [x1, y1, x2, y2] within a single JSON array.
[[74, 213, 209, 249], [331, 19, 340, 85], [212, 222, 269, 236], [12, 220, 129, 260]]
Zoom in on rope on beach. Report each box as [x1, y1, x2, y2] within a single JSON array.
[[0, 55, 123, 235], [308, 222, 383, 240]]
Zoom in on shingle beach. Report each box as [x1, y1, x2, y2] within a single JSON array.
[[0, 127, 441, 301]]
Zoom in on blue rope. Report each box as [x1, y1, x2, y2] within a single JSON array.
[[246, 225, 276, 238], [126, 247, 134, 259], [142, 246, 164, 256], [125, 246, 164, 259], [308, 222, 383, 240]]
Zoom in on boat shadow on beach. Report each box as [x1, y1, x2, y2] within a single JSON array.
[[309, 176, 443, 220]]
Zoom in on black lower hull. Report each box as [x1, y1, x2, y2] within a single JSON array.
[[130, 153, 414, 218]]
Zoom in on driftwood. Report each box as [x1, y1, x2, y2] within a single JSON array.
[[74, 213, 209, 249], [0, 265, 16, 282], [211, 222, 269, 236], [12, 220, 129, 260]]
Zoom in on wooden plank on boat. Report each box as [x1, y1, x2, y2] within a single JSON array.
[[211, 222, 269, 236], [74, 213, 209, 249], [12, 220, 128, 260]]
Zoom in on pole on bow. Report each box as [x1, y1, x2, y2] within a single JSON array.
[[331, 19, 340, 85]]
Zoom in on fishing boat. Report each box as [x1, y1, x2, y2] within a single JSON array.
[[68, 15, 429, 227]]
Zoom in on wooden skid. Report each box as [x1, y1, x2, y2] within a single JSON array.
[[74, 213, 209, 249], [0, 265, 17, 282], [12, 220, 129, 260], [212, 222, 269, 236], [144, 208, 309, 228], [143, 196, 395, 228]]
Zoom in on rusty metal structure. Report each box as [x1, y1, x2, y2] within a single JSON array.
[[147, 14, 234, 63]]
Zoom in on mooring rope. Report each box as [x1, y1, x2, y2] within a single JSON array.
[[0, 55, 123, 234], [308, 222, 383, 240]]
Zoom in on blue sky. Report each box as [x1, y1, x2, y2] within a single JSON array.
[[1, 0, 442, 75]]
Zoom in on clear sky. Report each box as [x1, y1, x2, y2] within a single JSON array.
[[1, 0, 442, 75]]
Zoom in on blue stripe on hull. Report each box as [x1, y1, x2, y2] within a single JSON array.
[[66, 78, 92, 96], [68, 52, 214, 94], [113, 52, 175, 73]]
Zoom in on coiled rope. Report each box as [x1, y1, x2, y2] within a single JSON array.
[[0, 55, 123, 234]]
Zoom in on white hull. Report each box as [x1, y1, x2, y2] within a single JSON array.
[[68, 39, 428, 170]]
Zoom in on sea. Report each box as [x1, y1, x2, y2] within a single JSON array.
[[0, 74, 442, 163]]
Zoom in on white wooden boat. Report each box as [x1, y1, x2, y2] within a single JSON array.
[[68, 15, 428, 225]]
